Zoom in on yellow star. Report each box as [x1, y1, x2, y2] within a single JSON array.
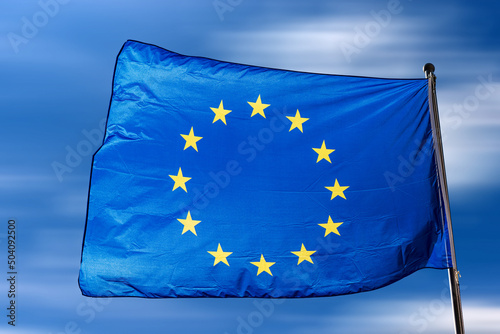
[[207, 243, 232, 266], [286, 109, 309, 133], [250, 254, 275, 276], [248, 95, 270, 118], [291, 244, 316, 265], [169, 167, 191, 192], [180, 127, 202, 152], [312, 140, 335, 163], [319, 215, 343, 237], [210, 100, 232, 125], [177, 211, 201, 236], [325, 179, 349, 200]]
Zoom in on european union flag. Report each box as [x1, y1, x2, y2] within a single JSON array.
[[79, 40, 452, 298]]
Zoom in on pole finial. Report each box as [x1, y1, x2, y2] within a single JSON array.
[[423, 63, 435, 78]]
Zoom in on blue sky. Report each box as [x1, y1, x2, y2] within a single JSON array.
[[1, 0, 499, 333]]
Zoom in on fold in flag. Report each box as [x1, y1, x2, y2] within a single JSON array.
[[79, 40, 452, 298]]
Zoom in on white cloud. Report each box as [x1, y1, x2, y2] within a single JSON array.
[[438, 77, 500, 187], [461, 304, 500, 332], [205, 21, 354, 73], [271, 299, 499, 334], [205, 15, 439, 76]]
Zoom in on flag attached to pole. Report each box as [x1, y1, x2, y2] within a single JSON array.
[[79, 40, 452, 298]]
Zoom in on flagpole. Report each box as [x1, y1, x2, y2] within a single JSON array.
[[423, 63, 465, 334]]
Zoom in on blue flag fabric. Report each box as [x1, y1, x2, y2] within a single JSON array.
[[79, 40, 452, 298]]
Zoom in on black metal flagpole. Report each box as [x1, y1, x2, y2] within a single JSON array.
[[423, 63, 465, 334]]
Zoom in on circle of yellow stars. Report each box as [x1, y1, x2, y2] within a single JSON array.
[[169, 96, 349, 277]]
